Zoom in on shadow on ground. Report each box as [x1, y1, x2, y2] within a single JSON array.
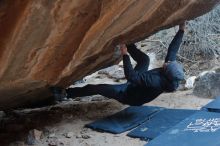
[[0, 99, 124, 145]]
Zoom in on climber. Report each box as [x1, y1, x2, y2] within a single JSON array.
[[51, 22, 186, 106]]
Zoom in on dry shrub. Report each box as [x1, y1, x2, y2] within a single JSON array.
[[141, 5, 220, 75]]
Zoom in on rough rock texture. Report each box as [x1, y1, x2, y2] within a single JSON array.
[[193, 70, 220, 98], [0, 0, 220, 109]]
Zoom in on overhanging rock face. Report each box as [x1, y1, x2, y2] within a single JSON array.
[[0, 0, 219, 109]]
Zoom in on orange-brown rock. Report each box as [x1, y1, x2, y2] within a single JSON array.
[[0, 0, 219, 109]]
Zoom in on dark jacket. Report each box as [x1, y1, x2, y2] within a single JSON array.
[[122, 55, 179, 106]]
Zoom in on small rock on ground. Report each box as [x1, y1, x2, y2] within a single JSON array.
[[27, 129, 42, 145], [65, 132, 74, 138]]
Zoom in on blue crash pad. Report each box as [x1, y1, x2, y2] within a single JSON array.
[[85, 106, 163, 134], [127, 109, 197, 140], [146, 111, 220, 146], [202, 96, 220, 112]]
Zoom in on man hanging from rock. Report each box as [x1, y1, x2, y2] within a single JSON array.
[[51, 22, 186, 106]]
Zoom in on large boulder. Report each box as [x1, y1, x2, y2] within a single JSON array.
[[0, 0, 220, 109], [193, 69, 220, 98]]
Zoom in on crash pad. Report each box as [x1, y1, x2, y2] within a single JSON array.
[[146, 111, 220, 146], [202, 96, 220, 113], [127, 109, 197, 140], [86, 106, 163, 134]]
